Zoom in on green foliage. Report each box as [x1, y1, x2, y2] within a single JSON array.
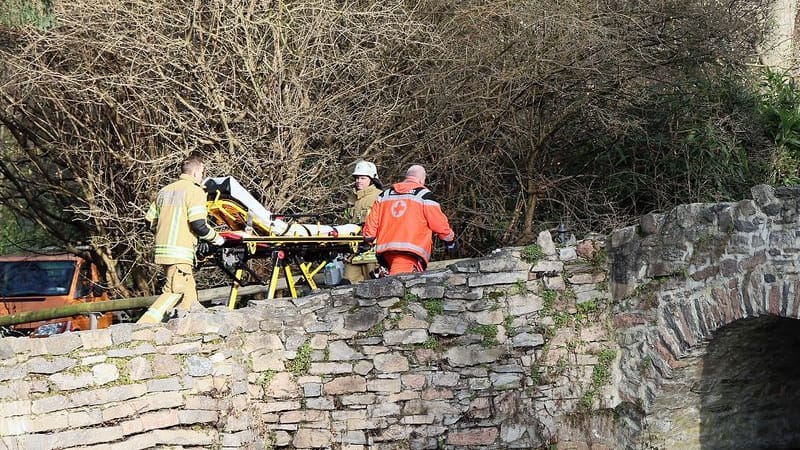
[[0, 0, 54, 29], [576, 300, 598, 315], [521, 244, 544, 264], [503, 315, 514, 332], [423, 299, 443, 317], [580, 348, 617, 409], [575, 299, 600, 326], [512, 279, 528, 295], [759, 69, 800, 185], [365, 321, 385, 337], [258, 369, 276, 393], [552, 311, 570, 327], [640, 355, 653, 376], [0, 206, 57, 255], [530, 363, 542, 385], [541, 290, 557, 311], [592, 70, 771, 218], [421, 336, 440, 351], [486, 290, 505, 301], [470, 324, 498, 345], [403, 291, 419, 303], [288, 341, 313, 376], [589, 247, 607, 268]]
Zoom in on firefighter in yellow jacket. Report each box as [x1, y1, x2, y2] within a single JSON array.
[[343, 161, 382, 283], [138, 154, 224, 323]]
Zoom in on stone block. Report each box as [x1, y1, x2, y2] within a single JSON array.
[[302, 382, 323, 397], [510, 332, 544, 348], [305, 397, 335, 410], [343, 306, 387, 332], [402, 374, 426, 389], [383, 329, 428, 345], [559, 247, 577, 261], [49, 372, 94, 391], [429, 316, 469, 336], [445, 345, 505, 367], [506, 294, 544, 316], [537, 230, 557, 256], [340, 393, 376, 405], [421, 388, 453, 400], [37, 334, 82, 356], [367, 378, 401, 393], [146, 377, 182, 392], [354, 278, 405, 299], [150, 354, 181, 377], [92, 363, 120, 385], [293, 429, 333, 448], [468, 271, 529, 287], [262, 400, 301, 412], [407, 284, 446, 299], [353, 360, 373, 375], [324, 375, 366, 395], [31, 395, 70, 415], [164, 341, 201, 354], [67, 409, 103, 428], [79, 329, 114, 350], [327, 340, 364, 360], [25, 356, 76, 375], [478, 257, 529, 273], [445, 287, 484, 300], [369, 401, 401, 418], [280, 409, 329, 423], [251, 351, 286, 372], [397, 315, 428, 329], [242, 333, 284, 353], [0, 400, 30, 418], [469, 309, 505, 325], [373, 353, 409, 373], [151, 429, 216, 446], [0, 364, 27, 384], [447, 427, 499, 446], [309, 362, 353, 375], [430, 372, 460, 387]]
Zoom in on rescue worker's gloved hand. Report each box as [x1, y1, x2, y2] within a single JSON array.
[[445, 240, 458, 254], [196, 241, 212, 258], [357, 239, 373, 254], [212, 234, 225, 247]]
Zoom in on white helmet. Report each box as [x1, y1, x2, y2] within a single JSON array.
[[352, 161, 378, 179]]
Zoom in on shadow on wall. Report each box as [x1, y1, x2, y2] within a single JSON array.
[[700, 316, 800, 449]]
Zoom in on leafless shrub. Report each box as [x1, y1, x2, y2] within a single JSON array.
[[0, 0, 770, 295]]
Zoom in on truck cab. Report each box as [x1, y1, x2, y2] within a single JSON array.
[[0, 252, 113, 336]]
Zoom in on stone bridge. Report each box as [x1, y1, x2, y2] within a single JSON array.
[[0, 184, 797, 449]]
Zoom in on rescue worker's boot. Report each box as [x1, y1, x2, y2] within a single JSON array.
[[137, 293, 183, 324]]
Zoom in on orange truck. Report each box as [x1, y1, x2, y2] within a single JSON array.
[[0, 251, 113, 336]]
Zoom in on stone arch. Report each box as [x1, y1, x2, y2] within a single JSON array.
[[609, 184, 800, 447]]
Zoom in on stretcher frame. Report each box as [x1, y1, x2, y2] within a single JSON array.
[[202, 190, 363, 307]]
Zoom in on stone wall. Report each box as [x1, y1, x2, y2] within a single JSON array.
[[0, 233, 616, 450], [608, 184, 800, 448]]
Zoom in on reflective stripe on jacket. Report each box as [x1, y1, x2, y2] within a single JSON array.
[[145, 174, 217, 265], [362, 177, 454, 264]]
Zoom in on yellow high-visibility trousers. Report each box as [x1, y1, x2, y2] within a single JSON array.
[[138, 263, 197, 324], [137, 293, 182, 324]]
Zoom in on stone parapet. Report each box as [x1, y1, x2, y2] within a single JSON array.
[[0, 232, 614, 450]]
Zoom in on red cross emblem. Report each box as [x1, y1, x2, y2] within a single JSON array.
[[391, 200, 407, 218]]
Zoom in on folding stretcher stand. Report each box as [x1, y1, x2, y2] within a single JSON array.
[[202, 177, 364, 306]]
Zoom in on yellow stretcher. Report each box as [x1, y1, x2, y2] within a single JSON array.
[[200, 176, 366, 307]]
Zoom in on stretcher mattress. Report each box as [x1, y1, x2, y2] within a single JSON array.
[[204, 176, 361, 237]]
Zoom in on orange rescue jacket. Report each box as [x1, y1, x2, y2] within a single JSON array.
[[363, 176, 454, 266]]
